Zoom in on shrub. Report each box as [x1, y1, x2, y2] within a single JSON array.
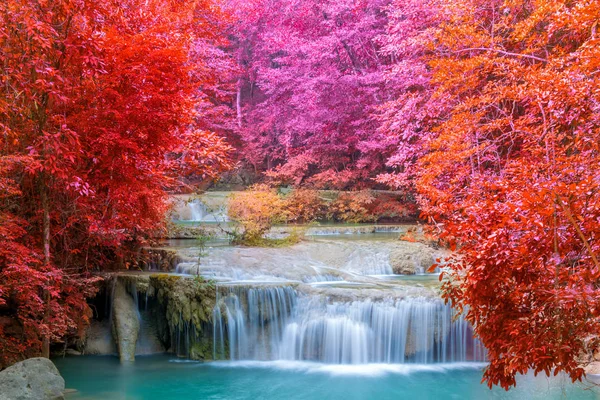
[[327, 191, 377, 223], [227, 185, 284, 241], [281, 189, 326, 223]]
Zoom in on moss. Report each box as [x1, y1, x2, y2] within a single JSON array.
[[153, 273, 181, 283], [116, 274, 150, 294], [232, 230, 304, 248], [190, 338, 212, 360], [149, 274, 216, 332]]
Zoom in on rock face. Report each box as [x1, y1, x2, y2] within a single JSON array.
[[84, 320, 117, 355], [111, 281, 140, 363], [0, 357, 65, 400]]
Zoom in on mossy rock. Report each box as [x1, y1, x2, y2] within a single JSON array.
[[148, 274, 216, 331]]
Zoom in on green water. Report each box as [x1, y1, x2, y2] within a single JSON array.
[[54, 356, 600, 400]]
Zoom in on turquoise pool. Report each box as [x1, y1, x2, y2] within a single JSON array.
[[54, 355, 600, 400]]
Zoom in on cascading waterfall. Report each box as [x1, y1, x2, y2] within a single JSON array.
[[180, 199, 229, 222], [278, 297, 485, 363], [213, 285, 297, 360], [213, 287, 486, 364], [343, 248, 393, 275]]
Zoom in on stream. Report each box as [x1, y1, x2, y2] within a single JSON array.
[[55, 231, 600, 399]]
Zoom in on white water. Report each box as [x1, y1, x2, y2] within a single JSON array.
[[214, 285, 297, 360], [209, 360, 488, 377], [180, 199, 229, 222], [213, 286, 485, 364]]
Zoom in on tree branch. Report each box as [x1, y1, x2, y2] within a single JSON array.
[[556, 195, 600, 270], [454, 47, 548, 63]]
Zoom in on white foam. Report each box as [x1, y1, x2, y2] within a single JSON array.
[[209, 361, 487, 377]]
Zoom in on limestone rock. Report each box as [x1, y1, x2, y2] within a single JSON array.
[[111, 281, 140, 363], [84, 320, 117, 356], [585, 361, 600, 375], [593, 347, 600, 362], [389, 242, 443, 275], [0, 357, 65, 400]]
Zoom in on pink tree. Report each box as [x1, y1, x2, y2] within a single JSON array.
[[375, 0, 448, 190], [228, 0, 394, 188]]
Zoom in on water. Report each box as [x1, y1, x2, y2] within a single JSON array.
[[85, 233, 595, 399], [277, 297, 485, 364], [179, 199, 229, 222], [212, 286, 484, 364], [214, 285, 298, 360], [54, 355, 600, 400]]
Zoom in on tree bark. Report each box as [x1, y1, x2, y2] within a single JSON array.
[[41, 182, 51, 359], [236, 79, 243, 128]]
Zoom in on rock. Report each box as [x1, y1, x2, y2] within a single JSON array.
[[111, 281, 140, 363], [0, 357, 65, 400], [389, 242, 444, 275], [138, 249, 180, 272], [593, 347, 600, 361], [585, 361, 600, 375], [84, 320, 117, 356]]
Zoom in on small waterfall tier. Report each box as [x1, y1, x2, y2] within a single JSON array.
[[213, 285, 297, 360], [213, 286, 486, 364]]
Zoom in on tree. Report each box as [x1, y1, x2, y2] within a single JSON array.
[[228, 184, 284, 242], [413, 0, 600, 389], [0, 0, 233, 364], [375, 0, 447, 190], [228, 0, 394, 188]]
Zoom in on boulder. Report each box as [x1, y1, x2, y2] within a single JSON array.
[[0, 357, 65, 400], [389, 243, 440, 275], [111, 281, 140, 363]]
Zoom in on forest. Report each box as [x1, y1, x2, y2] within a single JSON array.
[[1, 0, 599, 394]]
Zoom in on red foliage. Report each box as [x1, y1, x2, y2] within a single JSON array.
[[414, 0, 600, 389], [0, 0, 234, 363]]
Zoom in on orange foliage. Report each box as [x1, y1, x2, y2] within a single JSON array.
[[281, 189, 326, 224], [415, 0, 600, 389], [327, 191, 377, 223], [228, 185, 284, 240]]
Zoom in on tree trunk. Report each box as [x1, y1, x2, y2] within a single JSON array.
[[236, 79, 243, 128], [41, 183, 51, 359]]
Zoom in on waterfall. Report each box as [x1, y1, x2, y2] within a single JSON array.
[[188, 201, 205, 221], [343, 248, 393, 275], [213, 287, 486, 364], [278, 297, 485, 364], [302, 274, 343, 283], [213, 285, 297, 360], [180, 199, 229, 222]]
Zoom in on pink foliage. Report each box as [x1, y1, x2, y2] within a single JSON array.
[[227, 0, 395, 188]]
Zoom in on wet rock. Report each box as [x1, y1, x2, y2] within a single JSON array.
[[0, 357, 65, 400], [111, 281, 140, 363], [137, 248, 180, 272], [84, 320, 117, 355], [389, 243, 442, 275]]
